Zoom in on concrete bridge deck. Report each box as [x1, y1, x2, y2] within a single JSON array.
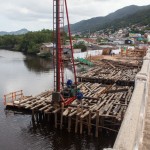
[[139, 77, 150, 149], [106, 47, 150, 150]]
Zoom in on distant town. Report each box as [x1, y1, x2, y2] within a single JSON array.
[[38, 24, 150, 59]]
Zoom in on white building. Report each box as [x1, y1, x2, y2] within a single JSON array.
[[148, 35, 150, 42]]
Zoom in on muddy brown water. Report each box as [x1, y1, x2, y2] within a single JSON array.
[[0, 50, 116, 150]]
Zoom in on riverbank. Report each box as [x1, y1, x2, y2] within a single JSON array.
[[0, 29, 53, 55]]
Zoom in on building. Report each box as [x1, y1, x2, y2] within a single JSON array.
[[65, 40, 77, 45], [113, 40, 125, 45], [40, 43, 53, 54], [129, 33, 141, 38], [77, 38, 97, 46], [147, 35, 150, 43], [125, 39, 133, 45]]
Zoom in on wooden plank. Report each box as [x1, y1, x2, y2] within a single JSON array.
[[95, 110, 99, 137]]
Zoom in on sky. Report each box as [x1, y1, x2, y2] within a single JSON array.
[[0, 0, 149, 32]]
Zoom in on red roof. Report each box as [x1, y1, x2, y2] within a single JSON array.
[[83, 38, 96, 43]]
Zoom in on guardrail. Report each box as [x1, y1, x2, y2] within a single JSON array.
[[104, 47, 150, 150], [4, 90, 23, 105]]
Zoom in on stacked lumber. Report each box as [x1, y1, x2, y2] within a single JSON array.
[[64, 83, 133, 121], [78, 59, 142, 85], [11, 90, 53, 110], [5, 82, 134, 137], [5, 58, 141, 136], [59, 83, 134, 136], [6, 82, 133, 121], [121, 49, 147, 57]]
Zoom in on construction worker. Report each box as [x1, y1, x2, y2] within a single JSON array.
[[66, 78, 73, 88]]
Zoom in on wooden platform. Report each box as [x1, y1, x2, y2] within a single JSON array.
[[78, 59, 142, 86], [4, 82, 133, 137], [4, 59, 142, 137]]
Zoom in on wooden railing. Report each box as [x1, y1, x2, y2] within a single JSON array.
[[4, 90, 23, 105]]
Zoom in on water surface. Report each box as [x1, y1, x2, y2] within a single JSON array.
[[0, 50, 115, 150]]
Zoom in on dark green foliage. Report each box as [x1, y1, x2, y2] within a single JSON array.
[[73, 42, 87, 52], [0, 29, 53, 54], [102, 8, 150, 32], [66, 5, 150, 33], [0, 29, 28, 36], [0, 35, 22, 50]]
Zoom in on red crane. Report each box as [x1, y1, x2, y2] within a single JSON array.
[[52, 0, 77, 107]]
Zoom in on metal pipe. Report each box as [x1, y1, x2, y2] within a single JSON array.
[[56, 0, 61, 92], [64, 0, 77, 84]]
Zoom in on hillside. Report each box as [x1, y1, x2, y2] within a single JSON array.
[[101, 7, 150, 32], [0, 28, 29, 35], [66, 5, 150, 33]]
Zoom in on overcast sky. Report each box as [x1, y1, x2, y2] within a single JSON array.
[[0, 0, 149, 32]]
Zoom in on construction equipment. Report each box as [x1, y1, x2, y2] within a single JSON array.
[[52, 0, 81, 107]]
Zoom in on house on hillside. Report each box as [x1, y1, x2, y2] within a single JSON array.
[[83, 38, 97, 45], [77, 38, 97, 46], [113, 39, 125, 45], [108, 38, 125, 45]]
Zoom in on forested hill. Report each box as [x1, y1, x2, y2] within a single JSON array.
[[0, 29, 53, 54], [101, 7, 150, 32], [0, 29, 29, 36], [66, 5, 150, 33]]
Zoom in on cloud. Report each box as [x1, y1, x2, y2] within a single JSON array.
[[0, 0, 149, 31], [0, 0, 52, 21]]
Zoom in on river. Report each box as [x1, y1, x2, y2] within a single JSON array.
[[0, 50, 116, 150]]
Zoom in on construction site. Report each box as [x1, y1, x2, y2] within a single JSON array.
[[4, 55, 143, 136], [3, 0, 150, 150]]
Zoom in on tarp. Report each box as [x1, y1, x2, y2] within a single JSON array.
[[76, 58, 93, 66], [111, 49, 121, 54], [74, 50, 103, 59]]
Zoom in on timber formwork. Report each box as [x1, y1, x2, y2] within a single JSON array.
[[4, 83, 133, 137], [78, 59, 142, 86], [4, 59, 142, 137]]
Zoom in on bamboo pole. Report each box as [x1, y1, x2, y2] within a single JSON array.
[[68, 116, 71, 133], [95, 110, 99, 137], [60, 103, 64, 129], [88, 110, 91, 135]]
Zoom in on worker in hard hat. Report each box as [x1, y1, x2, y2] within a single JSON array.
[[66, 78, 73, 88], [76, 88, 83, 100]]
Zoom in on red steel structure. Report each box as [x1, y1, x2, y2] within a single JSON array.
[[53, 0, 77, 105]]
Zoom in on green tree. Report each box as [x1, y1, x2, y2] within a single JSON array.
[[0, 29, 54, 54], [73, 41, 87, 52]]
